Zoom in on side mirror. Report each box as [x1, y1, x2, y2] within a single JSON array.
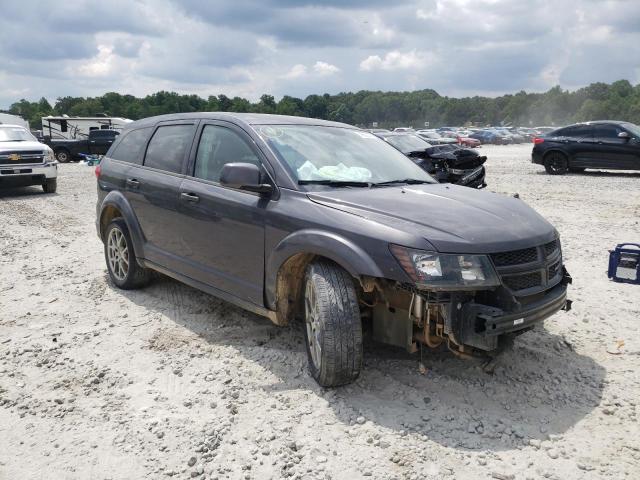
[[618, 131, 630, 140], [220, 163, 273, 195]]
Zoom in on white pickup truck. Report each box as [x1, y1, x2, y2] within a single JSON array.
[[0, 124, 58, 193]]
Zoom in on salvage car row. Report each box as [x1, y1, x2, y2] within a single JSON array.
[[383, 126, 553, 145]]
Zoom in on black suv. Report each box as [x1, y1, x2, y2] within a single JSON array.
[[97, 113, 571, 387], [532, 120, 640, 174]]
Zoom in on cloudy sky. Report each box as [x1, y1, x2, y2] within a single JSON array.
[[1, 0, 639, 107]]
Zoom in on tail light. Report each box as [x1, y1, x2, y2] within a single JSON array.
[[533, 137, 545, 144], [95, 165, 101, 178]]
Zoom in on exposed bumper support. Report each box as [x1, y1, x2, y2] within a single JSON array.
[[475, 282, 567, 337]]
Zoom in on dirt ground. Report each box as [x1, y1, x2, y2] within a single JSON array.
[[1, 144, 639, 480]]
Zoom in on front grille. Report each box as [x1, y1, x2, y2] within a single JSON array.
[[491, 247, 538, 267], [548, 260, 561, 280], [503, 272, 542, 291], [0, 150, 45, 165], [544, 239, 560, 257], [491, 238, 563, 294]]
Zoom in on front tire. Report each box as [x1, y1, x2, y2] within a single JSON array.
[[104, 218, 151, 290], [55, 149, 71, 163], [42, 179, 57, 193], [544, 152, 569, 175], [303, 260, 363, 387]]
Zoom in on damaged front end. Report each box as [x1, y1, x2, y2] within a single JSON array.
[[408, 145, 487, 189], [362, 239, 572, 358]]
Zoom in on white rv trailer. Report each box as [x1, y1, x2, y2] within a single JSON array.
[[41, 115, 132, 140], [0, 112, 30, 129]]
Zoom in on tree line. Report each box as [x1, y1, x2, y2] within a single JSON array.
[[5, 79, 640, 130]]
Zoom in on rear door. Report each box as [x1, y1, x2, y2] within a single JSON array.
[[131, 121, 198, 272], [591, 124, 638, 170], [554, 125, 594, 168], [176, 121, 270, 305]]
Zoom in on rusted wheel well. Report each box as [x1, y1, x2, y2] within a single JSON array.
[[274, 253, 363, 326], [99, 205, 123, 241]]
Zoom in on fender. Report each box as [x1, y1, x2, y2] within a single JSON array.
[[265, 229, 385, 309], [98, 190, 146, 263], [542, 147, 572, 161]]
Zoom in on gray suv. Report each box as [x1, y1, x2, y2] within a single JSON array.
[[96, 113, 572, 387]]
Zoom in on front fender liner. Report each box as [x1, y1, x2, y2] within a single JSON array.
[[265, 229, 385, 309]]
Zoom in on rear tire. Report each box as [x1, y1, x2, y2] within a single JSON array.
[[42, 179, 57, 193], [544, 152, 568, 175], [104, 218, 151, 290], [303, 260, 363, 387], [55, 149, 71, 163]]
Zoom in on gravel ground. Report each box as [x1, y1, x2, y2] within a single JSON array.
[[1, 144, 639, 480]]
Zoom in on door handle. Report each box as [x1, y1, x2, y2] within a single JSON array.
[[180, 192, 200, 203], [126, 178, 140, 188]]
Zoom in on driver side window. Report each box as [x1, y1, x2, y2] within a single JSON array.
[[194, 125, 260, 182]]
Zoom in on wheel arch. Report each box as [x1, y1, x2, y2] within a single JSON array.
[[98, 191, 146, 263], [542, 148, 571, 163], [265, 230, 384, 326], [53, 146, 71, 155]]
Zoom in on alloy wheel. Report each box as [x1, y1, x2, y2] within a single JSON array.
[[304, 280, 322, 368], [107, 227, 129, 281]]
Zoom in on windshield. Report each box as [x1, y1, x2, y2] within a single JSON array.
[[622, 122, 640, 138], [382, 134, 432, 154], [0, 126, 36, 142], [255, 125, 435, 185]]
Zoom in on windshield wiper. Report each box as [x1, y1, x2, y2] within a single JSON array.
[[0, 139, 26, 142], [298, 179, 371, 187], [372, 178, 432, 186]]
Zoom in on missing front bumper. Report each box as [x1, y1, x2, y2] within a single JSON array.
[[369, 269, 572, 355]]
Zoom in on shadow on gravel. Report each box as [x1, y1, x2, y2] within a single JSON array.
[[114, 274, 605, 453], [0, 186, 57, 198], [534, 170, 640, 177]]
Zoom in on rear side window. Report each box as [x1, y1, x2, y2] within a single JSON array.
[[109, 127, 152, 165], [193, 125, 260, 182], [144, 125, 194, 174], [593, 124, 624, 138], [555, 125, 592, 138]]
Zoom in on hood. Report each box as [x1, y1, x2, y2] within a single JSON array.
[[0, 140, 49, 152], [308, 184, 557, 254]]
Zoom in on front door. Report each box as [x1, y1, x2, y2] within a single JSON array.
[[177, 122, 269, 306], [591, 124, 640, 170]]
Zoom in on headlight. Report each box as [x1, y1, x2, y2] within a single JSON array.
[[45, 149, 55, 162], [390, 244, 500, 290]]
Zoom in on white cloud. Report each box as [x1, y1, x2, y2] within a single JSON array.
[[312, 61, 340, 76], [75, 45, 116, 77], [360, 50, 426, 71], [281, 64, 308, 79], [282, 61, 340, 80]]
